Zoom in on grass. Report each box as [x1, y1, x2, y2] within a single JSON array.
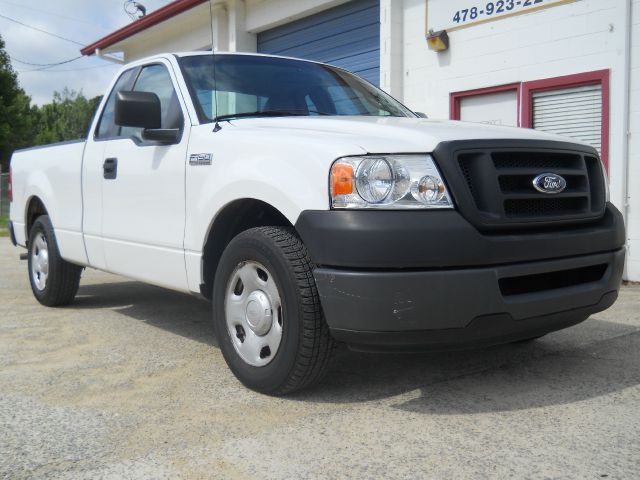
[[0, 216, 8, 237]]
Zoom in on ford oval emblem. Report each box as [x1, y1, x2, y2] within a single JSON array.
[[533, 173, 567, 194]]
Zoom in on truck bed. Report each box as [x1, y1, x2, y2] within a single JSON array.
[[10, 139, 88, 265]]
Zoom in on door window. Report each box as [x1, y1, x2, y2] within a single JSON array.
[[95, 68, 137, 139], [121, 64, 184, 141]]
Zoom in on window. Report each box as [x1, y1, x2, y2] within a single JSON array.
[[450, 84, 521, 127], [95, 68, 137, 139], [522, 70, 609, 168], [179, 54, 413, 122], [449, 70, 609, 168], [325, 85, 391, 116], [532, 85, 603, 152], [121, 64, 184, 141]]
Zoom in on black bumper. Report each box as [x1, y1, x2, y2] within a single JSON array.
[[295, 204, 625, 269], [295, 205, 625, 351]]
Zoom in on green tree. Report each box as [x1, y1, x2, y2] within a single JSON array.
[[0, 34, 102, 172], [31, 89, 102, 145], [0, 34, 33, 173]]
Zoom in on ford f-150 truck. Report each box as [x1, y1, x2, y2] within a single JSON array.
[[8, 52, 625, 394]]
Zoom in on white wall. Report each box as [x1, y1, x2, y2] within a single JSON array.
[[380, 0, 404, 97], [400, 0, 637, 280], [115, 3, 214, 61], [106, 0, 348, 61], [245, 0, 349, 31]]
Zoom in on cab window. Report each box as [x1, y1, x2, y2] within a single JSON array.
[[120, 64, 184, 141], [95, 68, 137, 139]]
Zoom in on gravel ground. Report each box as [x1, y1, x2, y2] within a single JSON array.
[[1, 240, 639, 479]]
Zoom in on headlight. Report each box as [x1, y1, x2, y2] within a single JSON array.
[[330, 155, 453, 209]]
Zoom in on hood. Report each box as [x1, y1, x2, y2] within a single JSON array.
[[227, 116, 590, 154]]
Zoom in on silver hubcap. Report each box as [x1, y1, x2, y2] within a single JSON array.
[[225, 261, 283, 367], [31, 232, 49, 291]]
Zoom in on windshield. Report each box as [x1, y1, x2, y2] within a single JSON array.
[[178, 54, 415, 122]]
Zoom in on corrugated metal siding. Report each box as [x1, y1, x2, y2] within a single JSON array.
[[533, 85, 603, 154], [257, 0, 380, 86]]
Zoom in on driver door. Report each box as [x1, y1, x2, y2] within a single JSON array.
[[101, 61, 190, 291]]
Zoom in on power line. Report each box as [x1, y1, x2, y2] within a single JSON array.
[[0, 0, 110, 31], [0, 12, 85, 46], [17, 63, 118, 74], [10, 55, 83, 68]]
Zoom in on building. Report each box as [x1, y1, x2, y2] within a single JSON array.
[[81, 0, 639, 280]]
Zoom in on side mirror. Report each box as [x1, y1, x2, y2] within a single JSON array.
[[116, 91, 161, 129], [115, 91, 180, 144], [415, 112, 428, 118]]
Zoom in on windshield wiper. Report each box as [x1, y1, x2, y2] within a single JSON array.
[[214, 109, 332, 122]]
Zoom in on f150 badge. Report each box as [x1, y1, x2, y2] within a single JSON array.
[[189, 153, 213, 166], [533, 173, 567, 194]]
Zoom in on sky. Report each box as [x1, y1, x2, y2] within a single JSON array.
[[0, 0, 174, 105]]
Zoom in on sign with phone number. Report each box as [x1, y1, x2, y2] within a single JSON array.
[[427, 0, 577, 33]]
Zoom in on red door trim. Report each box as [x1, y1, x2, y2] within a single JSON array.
[[450, 83, 522, 127], [521, 69, 610, 168]]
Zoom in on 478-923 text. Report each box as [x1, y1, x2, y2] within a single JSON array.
[[453, 0, 544, 25]]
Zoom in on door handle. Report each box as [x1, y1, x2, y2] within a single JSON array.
[[103, 158, 118, 180]]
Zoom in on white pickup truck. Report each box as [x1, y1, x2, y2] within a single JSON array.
[[8, 52, 625, 394]]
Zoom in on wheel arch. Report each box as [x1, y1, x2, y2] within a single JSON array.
[[200, 198, 294, 299], [25, 195, 49, 243]]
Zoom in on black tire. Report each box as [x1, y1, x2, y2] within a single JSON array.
[[213, 226, 335, 395], [28, 215, 82, 307], [514, 334, 546, 343]]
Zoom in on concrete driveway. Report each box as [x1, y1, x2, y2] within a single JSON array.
[[1, 241, 639, 479]]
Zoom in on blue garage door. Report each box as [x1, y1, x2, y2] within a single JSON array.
[[257, 0, 380, 86]]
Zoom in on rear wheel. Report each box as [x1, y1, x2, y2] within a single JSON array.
[[213, 227, 335, 395], [28, 215, 82, 306]]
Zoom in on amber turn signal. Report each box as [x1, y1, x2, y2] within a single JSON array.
[[331, 163, 354, 197]]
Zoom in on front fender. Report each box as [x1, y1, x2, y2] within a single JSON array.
[[183, 125, 356, 253], [188, 180, 325, 253]]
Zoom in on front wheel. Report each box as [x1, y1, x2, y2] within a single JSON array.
[[213, 227, 335, 395], [28, 215, 82, 306]]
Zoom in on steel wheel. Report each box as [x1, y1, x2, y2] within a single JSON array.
[[214, 227, 335, 394], [31, 232, 49, 291], [225, 260, 283, 367], [27, 215, 82, 306]]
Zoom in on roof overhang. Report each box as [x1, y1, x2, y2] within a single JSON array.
[[81, 0, 207, 56]]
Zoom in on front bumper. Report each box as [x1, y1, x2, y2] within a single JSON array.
[[315, 249, 624, 351], [295, 205, 625, 351]]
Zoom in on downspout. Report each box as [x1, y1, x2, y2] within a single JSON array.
[[210, 2, 229, 51], [621, 0, 632, 279]]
